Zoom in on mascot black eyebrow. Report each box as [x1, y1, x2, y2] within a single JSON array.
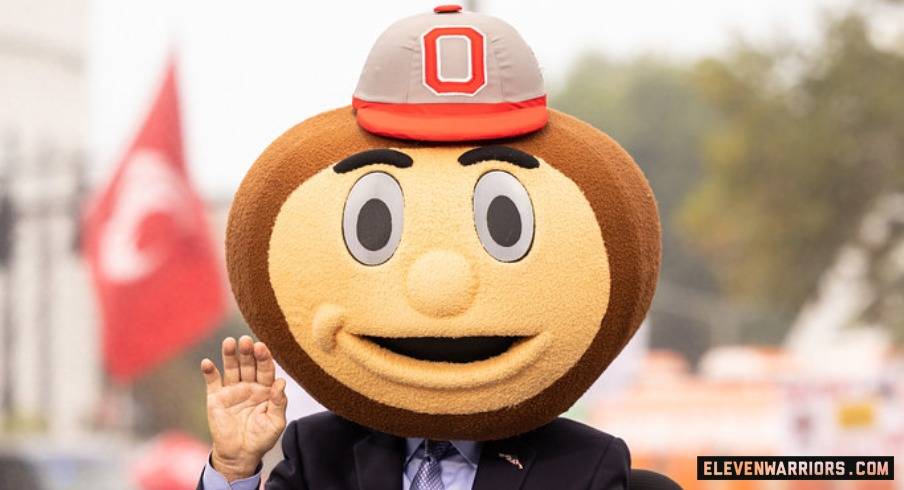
[[199, 5, 660, 490]]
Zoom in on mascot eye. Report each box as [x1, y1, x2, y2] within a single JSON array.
[[343, 172, 404, 265], [473, 171, 534, 262]]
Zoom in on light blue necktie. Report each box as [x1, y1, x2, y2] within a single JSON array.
[[411, 440, 453, 490]]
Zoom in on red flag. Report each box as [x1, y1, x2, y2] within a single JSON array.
[[83, 57, 226, 383]]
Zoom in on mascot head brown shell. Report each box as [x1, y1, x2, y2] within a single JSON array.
[[226, 5, 660, 441]]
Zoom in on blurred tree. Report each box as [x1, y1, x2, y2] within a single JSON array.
[[552, 55, 722, 363], [681, 8, 904, 342]]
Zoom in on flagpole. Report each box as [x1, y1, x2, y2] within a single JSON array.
[[35, 141, 55, 426], [0, 133, 18, 421]]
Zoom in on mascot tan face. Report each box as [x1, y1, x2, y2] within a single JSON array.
[[226, 7, 660, 441]]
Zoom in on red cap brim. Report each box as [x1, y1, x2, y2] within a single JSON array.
[[353, 96, 548, 142]]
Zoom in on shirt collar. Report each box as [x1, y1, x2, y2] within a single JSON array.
[[405, 438, 482, 467]]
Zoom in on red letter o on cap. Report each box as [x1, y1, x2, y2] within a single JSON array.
[[421, 26, 487, 96]]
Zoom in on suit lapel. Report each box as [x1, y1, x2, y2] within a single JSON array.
[[354, 431, 406, 490], [472, 437, 537, 490]]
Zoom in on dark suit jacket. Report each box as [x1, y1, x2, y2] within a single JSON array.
[[258, 411, 629, 490]]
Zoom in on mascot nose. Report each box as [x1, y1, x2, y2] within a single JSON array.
[[405, 250, 478, 318]]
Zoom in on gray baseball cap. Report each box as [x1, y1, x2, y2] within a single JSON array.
[[353, 5, 548, 141]]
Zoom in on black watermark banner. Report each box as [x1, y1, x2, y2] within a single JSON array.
[[697, 456, 893, 480]]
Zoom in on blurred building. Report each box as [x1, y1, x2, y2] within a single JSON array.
[[588, 347, 903, 490], [0, 0, 99, 438]]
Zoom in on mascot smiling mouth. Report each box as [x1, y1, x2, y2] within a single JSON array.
[[332, 327, 549, 391], [366, 335, 522, 363]]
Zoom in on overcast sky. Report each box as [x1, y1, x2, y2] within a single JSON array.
[[87, 0, 855, 197]]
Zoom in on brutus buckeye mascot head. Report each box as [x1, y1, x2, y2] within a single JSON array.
[[226, 5, 660, 441]]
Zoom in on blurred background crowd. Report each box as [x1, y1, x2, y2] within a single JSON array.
[[1, 0, 902, 488]]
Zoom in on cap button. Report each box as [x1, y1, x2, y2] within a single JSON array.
[[434, 4, 463, 13]]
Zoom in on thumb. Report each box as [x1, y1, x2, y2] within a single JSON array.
[[269, 378, 288, 411]]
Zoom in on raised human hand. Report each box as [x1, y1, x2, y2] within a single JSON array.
[[201, 336, 287, 482]]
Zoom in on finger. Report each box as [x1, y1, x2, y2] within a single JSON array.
[[222, 337, 240, 385], [200, 358, 222, 394], [238, 335, 256, 383], [254, 342, 275, 387]]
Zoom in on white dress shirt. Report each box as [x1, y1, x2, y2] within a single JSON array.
[[403, 439, 482, 490]]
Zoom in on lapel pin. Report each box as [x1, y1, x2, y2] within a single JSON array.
[[498, 453, 523, 470]]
